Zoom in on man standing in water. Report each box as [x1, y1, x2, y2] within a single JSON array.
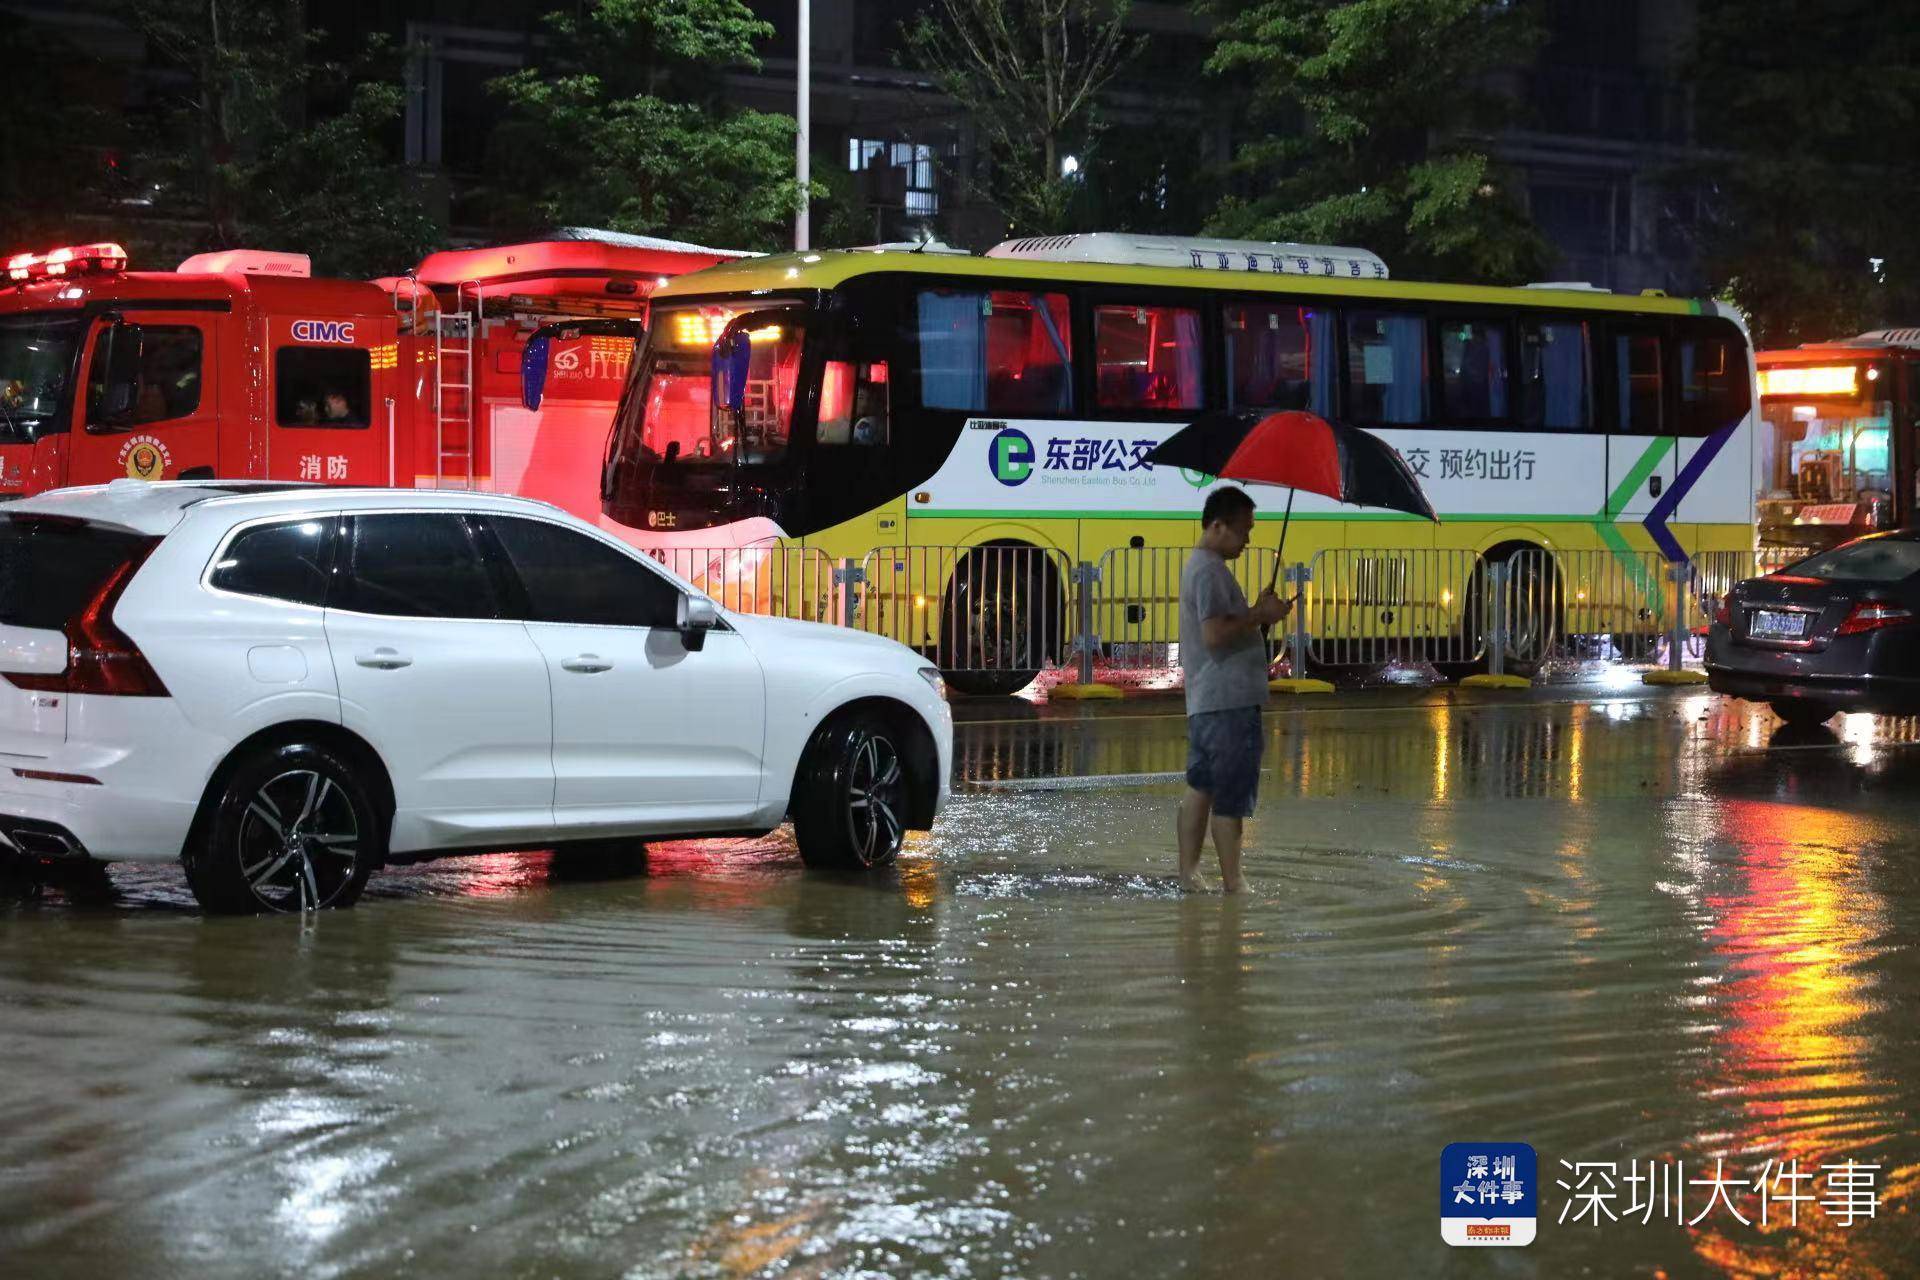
[[1178, 487, 1290, 892]]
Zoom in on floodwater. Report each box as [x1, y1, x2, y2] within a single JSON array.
[[5, 688, 1920, 1279]]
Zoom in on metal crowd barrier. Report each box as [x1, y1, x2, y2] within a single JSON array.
[[651, 538, 1831, 693], [643, 544, 839, 624], [1304, 548, 1485, 669], [1092, 546, 1281, 676], [856, 544, 1074, 683]]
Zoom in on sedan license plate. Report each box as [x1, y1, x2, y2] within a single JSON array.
[[1751, 609, 1809, 639]]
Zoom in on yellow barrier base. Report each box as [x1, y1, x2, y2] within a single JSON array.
[[1642, 669, 1709, 686], [1459, 673, 1533, 690], [1270, 677, 1335, 695], [1051, 683, 1124, 701]]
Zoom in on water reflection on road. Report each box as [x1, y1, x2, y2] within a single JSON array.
[[4, 689, 1919, 1278]]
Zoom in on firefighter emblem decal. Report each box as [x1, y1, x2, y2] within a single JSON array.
[[119, 435, 173, 481]]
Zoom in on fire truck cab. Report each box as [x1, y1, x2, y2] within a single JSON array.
[[0, 231, 749, 514]]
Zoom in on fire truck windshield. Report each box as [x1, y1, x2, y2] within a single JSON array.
[[0, 313, 82, 442]]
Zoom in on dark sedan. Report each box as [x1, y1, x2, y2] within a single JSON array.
[[1706, 531, 1920, 725]]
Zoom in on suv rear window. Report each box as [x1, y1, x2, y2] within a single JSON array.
[[1787, 538, 1920, 582], [0, 516, 156, 630], [209, 518, 336, 607]]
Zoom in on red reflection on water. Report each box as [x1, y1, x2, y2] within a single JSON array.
[[1684, 799, 1909, 1274]]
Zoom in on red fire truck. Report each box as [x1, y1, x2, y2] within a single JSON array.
[[0, 230, 748, 522]]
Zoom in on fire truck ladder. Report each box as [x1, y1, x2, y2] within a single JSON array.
[[432, 292, 477, 489]]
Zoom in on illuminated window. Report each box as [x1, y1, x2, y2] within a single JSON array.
[[917, 290, 1073, 414], [1224, 302, 1334, 415], [1094, 303, 1203, 411]]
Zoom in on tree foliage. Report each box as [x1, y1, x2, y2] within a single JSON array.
[[486, 0, 807, 252], [1689, 0, 1920, 347], [906, 0, 1142, 235], [1205, 0, 1552, 282], [108, 1, 438, 278]]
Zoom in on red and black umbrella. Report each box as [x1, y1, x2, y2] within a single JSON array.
[[1146, 409, 1439, 588]]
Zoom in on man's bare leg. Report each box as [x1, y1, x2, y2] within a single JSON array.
[[1210, 815, 1246, 893], [1177, 788, 1212, 891]]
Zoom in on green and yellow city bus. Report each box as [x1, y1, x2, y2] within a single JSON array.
[[600, 233, 1756, 692]]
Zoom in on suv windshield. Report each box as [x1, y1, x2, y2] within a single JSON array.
[[622, 302, 807, 467], [0, 313, 83, 443]]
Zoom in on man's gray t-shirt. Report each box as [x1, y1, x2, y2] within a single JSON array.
[[1180, 548, 1270, 714]]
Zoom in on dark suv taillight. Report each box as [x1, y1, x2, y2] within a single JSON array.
[[1835, 601, 1914, 637], [3, 541, 168, 697]]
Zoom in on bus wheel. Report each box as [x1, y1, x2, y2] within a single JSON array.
[[1435, 548, 1557, 681], [940, 549, 1060, 697]]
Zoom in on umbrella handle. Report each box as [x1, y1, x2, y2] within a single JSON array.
[[1268, 488, 1295, 594]]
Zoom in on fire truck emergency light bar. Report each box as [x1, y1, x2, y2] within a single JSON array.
[[6, 242, 129, 283]]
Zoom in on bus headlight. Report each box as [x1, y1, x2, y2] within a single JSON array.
[[917, 666, 947, 700]]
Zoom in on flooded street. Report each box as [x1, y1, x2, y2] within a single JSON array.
[[6, 687, 1920, 1278]]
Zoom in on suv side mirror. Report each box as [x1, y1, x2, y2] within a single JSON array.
[[677, 594, 719, 651], [88, 320, 144, 427]]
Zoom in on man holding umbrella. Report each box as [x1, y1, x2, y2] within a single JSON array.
[[1178, 486, 1291, 894], [1150, 409, 1440, 893]]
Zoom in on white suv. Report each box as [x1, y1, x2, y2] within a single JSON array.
[[0, 482, 950, 912]]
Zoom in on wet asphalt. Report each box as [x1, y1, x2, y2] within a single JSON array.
[[4, 684, 1919, 1278]]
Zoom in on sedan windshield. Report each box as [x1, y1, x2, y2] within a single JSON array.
[[0, 313, 82, 443]]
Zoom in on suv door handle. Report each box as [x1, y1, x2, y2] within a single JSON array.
[[354, 647, 412, 670], [560, 654, 613, 674]]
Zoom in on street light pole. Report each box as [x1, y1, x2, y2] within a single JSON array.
[[795, 0, 810, 251]]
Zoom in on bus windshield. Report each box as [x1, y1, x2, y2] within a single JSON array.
[[0, 313, 83, 443], [1757, 367, 1892, 546], [629, 302, 807, 467]]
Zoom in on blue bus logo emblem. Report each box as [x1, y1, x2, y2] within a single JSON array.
[[989, 428, 1035, 486]]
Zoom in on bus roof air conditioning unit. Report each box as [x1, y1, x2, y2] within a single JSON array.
[[984, 232, 1388, 280], [1846, 328, 1920, 349], [1521, 281, 1609, 292], [176, 250, 312, 278]]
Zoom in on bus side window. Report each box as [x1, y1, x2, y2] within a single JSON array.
[[1092, 303, 1204, 412], [1345, 310, 1428, 425], [915, 289, 1072, 415], [1223, 302, 1334, 416], [1675, 326, 1750, 438], [1437, 317, 1512, 423], [817, 360, 890, 446], [1612, 331, 1664, 434], [1518, 319, 1591, 432]]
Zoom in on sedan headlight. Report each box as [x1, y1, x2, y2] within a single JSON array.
[[917, 666, 947, 700]]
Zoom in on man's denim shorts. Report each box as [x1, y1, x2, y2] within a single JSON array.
[[1185, 705, 1265, 818]]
